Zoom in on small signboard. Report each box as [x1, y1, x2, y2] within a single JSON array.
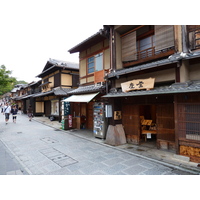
[[121, 78, 155, 93], [68, 114, 73, 128], [147, 133, 152, 139]]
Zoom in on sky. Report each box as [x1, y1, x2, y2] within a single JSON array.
[[0, 0, 196, 83], [0, 0, 105, 83]]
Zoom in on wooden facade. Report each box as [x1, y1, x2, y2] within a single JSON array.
[[103, 25, 200, 162], [34, 59, 79, 122], [68, 30, 110, 130]]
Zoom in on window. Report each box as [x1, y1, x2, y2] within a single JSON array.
[[178, 104, 200, 141], [188, 26, 200, 50], [87, 52, 103, 74], [137, 35, 155, 59], [51, 100, 59, 115]]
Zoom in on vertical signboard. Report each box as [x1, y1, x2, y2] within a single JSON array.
[[64, 101, 71, 116], [68, 114, 73, 128]]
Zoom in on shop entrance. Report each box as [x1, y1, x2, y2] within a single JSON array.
[[80, 102, 94, 130], [140, 105, 157, 145]]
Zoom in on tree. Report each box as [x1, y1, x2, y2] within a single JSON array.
[[0, 65, 17, 95]]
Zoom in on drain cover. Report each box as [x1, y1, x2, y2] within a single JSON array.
[[39, 148, 78, 167]]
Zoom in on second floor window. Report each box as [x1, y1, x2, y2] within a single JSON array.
[[137, 35, 155, 59], [87, 52, 103, 74]]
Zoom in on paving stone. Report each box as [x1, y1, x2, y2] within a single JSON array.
[[122, 157, 143, 167], [80, 163, 108, 175], [123, 165, 148, 175], [66, 160, 93, 172], [43, 151, 62, 158], [6, 170, 16, 175], [101, 163, 127, 175], [139, 161, 155, 169], [15, 170, 24, 175], [56, 157, 78, 167], [1, 115, 198, 175], [103, 157, 125, 166]]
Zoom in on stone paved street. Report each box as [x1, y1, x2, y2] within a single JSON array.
[[0, 113, 197, 175]]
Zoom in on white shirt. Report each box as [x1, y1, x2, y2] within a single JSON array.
[[4, 105, 11, 113]]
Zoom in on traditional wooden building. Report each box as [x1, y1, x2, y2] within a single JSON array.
[[67, 29, 110, 132], [103, 25, 200, 162], [34, 59, 79, 122], [11, 81, 41, 113]]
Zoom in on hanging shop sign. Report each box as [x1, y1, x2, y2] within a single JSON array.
[[121, 78, 155, 93]]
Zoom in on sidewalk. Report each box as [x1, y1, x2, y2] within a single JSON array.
[[33, 116, 200, 174]]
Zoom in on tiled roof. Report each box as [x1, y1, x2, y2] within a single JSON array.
[[33, 90, 54, 97], [68, 84, 105, 94], [107, 58, 179, 78], [107, 52, 200, 79], [48, 59, 79, 70], [53, 87, 73, 96], [103, 81, 200, 98]]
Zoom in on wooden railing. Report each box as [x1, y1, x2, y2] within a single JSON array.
[[137, 47, 155, 60]]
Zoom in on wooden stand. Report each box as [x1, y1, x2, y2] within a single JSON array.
[[142, 130, 157, 141]]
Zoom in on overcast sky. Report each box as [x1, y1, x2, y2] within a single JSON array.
[[0, 0, 105, 83], [0, 0, 195, 83]]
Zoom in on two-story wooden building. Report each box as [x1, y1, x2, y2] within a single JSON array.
[[66, 29, 111, 135], [11, 81, 41, 113], [34, 59, 79, 122], [103, 25, 200, 163]]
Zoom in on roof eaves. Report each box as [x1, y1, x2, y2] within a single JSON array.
[[107, 58, 179, 78], [103, 81, 200, 98], [68, 84, 105, 94], [68, 30, 107, 53]]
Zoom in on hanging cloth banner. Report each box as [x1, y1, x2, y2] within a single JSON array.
[[121, 78, 155, 93]]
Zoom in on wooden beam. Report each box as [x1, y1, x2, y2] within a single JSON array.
[[121, 25, 145, 37]]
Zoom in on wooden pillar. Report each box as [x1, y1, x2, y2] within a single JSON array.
[[174, 94, 180, 154], [180, 60, 189, 83]]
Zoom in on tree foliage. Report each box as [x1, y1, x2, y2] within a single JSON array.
[[0, 65, 17, 95]]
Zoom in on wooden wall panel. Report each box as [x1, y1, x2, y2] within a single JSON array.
[[122, 104, 140, 144], [87, 102, 94, 129], [156, 104, 175, 141]]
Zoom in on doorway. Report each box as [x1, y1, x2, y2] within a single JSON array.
[[80, 102, 94, 130], [140, 105, 157, 146]]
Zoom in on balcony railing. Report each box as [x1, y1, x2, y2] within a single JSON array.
[[124, 46, 175, 68]]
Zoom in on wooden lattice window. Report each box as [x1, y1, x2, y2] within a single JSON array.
[[178, 104, 200, 141], [188, 25, 200, 50]]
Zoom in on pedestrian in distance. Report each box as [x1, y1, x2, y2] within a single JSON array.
[[27, 105, 33, 121], [11, 105, 18, 123], [3, 102, 11, 124]]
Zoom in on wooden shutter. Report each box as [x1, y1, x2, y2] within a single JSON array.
[[155, 25, 175, 52], [121, 31, 137, 62]]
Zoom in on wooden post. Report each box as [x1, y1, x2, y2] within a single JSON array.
[[174, 94, 180, 154]]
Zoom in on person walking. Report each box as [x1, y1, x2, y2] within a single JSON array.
[[3, 102, 11, 124], [11, 105, 18, 123], [27, 105, 33, 121]]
